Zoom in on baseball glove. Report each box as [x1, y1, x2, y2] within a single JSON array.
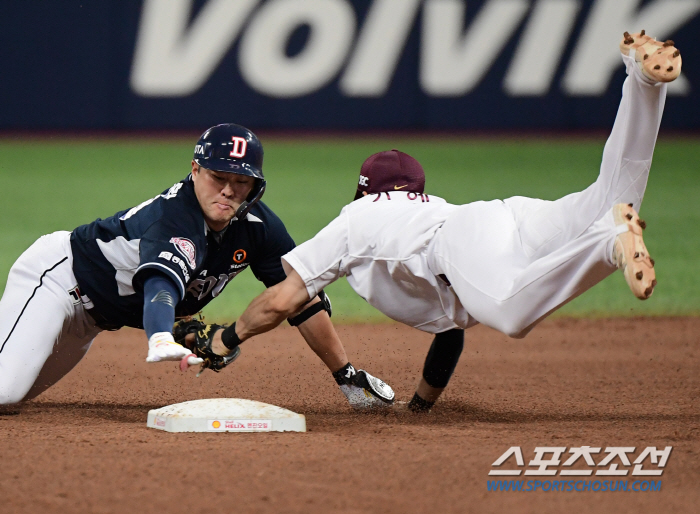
[[172, 318, 241, 374]]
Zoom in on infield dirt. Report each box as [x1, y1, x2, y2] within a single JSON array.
[[2, 318, 698, 513]]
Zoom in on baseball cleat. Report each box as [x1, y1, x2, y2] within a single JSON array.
[[620, 30, 681, 82], [612, 203, 656, 300]]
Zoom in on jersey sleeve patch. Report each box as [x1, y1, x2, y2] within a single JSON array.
[[158, 251, 191, 283], [169, 237, 197, 269]]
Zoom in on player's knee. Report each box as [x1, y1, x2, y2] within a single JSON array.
[[0, 374, 32, 405], [0, 388, 28, 406]]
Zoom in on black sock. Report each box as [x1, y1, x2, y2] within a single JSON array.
[[332, 362, 355, 385], [407, 392, 434, 413]]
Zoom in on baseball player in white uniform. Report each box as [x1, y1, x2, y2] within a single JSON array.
[[182, 32, 681, 412]]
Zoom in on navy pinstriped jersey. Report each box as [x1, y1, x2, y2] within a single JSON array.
[[70, 175, 294, 329]]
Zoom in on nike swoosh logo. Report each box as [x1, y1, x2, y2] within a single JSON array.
[[393, 185, 408, 190]]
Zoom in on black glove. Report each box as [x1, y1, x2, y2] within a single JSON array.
[[173, 319, 241, 374], [332, 363, 395, 409]]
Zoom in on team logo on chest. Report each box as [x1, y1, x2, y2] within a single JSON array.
[[233, 249, 247, 263], [169, 237, 196, 269]]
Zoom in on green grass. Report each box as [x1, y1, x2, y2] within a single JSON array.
[[1, 136, 699, 323]]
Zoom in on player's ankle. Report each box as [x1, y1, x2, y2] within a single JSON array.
[[407, 392, 434, 413]]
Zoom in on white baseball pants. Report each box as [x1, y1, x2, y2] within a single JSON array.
[[0, 231, 101, 406], [430, 53, 667, 338]]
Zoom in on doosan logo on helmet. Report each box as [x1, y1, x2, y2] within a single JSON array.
[[230, 137, 247, 158]]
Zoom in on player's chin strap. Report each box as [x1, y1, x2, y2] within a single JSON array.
[[288, 290, 332, 326], [235, 180, 267, 220]]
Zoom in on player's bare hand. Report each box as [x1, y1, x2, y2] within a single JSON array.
[[146, 332, 203, 370]]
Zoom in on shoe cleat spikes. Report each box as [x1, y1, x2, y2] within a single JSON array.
[[612, 204, 657, 300], [620, 31, 681, 82]]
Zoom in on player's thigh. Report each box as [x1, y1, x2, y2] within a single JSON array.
[[505, 191, 611, 260], [23, 331, 97, 401], [435, 200, 524, 298], [0, 252, 74, 404]]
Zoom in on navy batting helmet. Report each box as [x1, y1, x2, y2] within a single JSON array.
[[193, 124, 266, 220]]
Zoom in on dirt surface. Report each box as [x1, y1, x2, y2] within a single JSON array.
[[2, 318, 699, 513]]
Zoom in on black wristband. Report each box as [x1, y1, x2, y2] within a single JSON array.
[[407, 392, 434, 413], [221, 322, 242, 351], [332, 362, 355, 385]]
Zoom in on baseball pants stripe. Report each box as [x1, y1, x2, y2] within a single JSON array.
[[0, 256, 67, 354]]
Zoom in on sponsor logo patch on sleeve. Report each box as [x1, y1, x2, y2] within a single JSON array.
[[169, 237, 197, 269]]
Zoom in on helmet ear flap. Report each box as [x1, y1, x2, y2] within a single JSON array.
[[235, 179, 266, 220]]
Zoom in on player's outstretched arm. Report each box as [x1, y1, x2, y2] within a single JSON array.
[[142, 273, 202, 370], [201, 270, 312, 357], [201, 270, 396, 408], [236, 270, 312, 339]]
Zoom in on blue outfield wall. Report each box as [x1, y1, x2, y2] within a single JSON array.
[[1, 0, 698, 131]]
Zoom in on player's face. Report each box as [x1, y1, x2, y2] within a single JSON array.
[[191, 162, 256, 231]]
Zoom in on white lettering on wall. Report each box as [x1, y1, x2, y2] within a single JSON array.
[[130, 0, 698, 99], [563, 0, 699, 95], [131, 0, 259, 96], [339, 0, 422, 97], [420, 0, 530, 96], [238, 0, 356, 97], [504, 0, 581, 96]]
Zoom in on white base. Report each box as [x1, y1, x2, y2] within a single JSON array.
[[146, 398, 306, 433]]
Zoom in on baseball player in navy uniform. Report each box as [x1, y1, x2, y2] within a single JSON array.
[[184, 33, 681, 413], [0, 124, 394, 411]]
